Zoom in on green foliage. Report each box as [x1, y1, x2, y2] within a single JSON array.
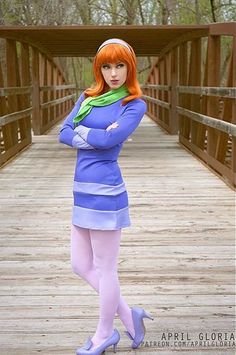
[[1, 0, 235, 26]]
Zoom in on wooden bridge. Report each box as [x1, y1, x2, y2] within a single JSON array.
[[0, 23, 235, 354]]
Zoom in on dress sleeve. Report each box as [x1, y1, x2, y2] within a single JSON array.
[[71, 134, 95, 150], [75, 99, 147, 150], [58, 92, 94, 150]]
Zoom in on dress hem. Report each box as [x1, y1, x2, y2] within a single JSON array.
[[72, 205, 130, 231], [72, 220, 131, 231]]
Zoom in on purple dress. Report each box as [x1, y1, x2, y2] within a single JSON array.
[[59, 92, 147, 230]]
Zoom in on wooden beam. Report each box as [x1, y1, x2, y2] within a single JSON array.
[[178, 42, 188, 139], [141, 84, 171, 91], [0, 108, 32, 126], [40, 94, 76, 109], [40, 84, 76, 91], [19, 42, 32, 142], [177, 86, 236, 98], [142, 95, 170, 110], [158, 29, 209, 60], [31, 47, 41, 135], [6, 39, 18, 146], [159, 59, 165, 124], [0, 59, 9, 164], [0, 87, 32, 96], [42, 54, 48, 128], [163, 54, 169, 127], [170, 47, 178, 134], [176, 106, 236, 137], [206, 35, 221, 158], [209, 22, 236, 37], [215, 49, 234, 165]]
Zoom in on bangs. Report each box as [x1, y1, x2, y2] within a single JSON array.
[[95, 44, 130, 66]]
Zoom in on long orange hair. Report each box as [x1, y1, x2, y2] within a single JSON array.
[[84, 41, 143, 105]]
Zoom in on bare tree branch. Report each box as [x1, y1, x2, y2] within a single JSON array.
[[90, 3, 127, 21], [138, 64, 152, 74], [210, 0, 217, 22]]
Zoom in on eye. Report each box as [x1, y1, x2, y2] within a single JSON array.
[[102, 64, 110, 69], [117, 63, 124, 68]]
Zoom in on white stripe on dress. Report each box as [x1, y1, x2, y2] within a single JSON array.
[[72, 205, 130, 230], [73, 181, 126, 196]]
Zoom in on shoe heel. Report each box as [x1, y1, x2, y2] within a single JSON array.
[[124, 330, 133, 340], [144, 310, 154, 320], [113, 341, 118, 353]]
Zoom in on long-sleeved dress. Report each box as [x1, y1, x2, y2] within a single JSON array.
[[59, 91, 147, 230]]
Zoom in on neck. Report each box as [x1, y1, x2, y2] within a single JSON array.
[[110, 84, 126, 92], [102, 83, 128, 94]]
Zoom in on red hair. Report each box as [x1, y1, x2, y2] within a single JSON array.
[[84, 42, 143, 105]]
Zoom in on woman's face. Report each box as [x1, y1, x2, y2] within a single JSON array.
[[101, 62, 127, 90]]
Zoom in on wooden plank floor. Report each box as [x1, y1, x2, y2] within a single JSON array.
[[0, 115, 235, 355]]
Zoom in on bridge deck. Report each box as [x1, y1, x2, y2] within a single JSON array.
[[0, 115, 235, 354]]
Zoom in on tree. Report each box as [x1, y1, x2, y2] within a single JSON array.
[[210, 0, 217, 22]]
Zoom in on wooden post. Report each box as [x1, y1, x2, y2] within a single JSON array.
[[47, 61, 53, 126], [32, 46, 41, 135], [153, 66, 159, 119], [50, 63, 56, 125], [150, 73, 154, 117], [163, 54, 168, 126], [0, 58, 9, 165], [42, 55, 48, 128], [19, 42, 31, 143], [188, 39, 201, 145], [178, 42, 188, 139], [191, 38, 201, 144], [170, 47, 178, 134], [206, 34, 220, 157], [46, 59, 51, 123], [6, 39, 18, 145], [159, 59, 164, 124], [215, 50, 233, 165], [0, 57, 9, 161], [198, 38, 208, 150], [56, 70, 60, 119]]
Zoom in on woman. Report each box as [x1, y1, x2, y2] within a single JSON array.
[[59, 38, 153, 355]]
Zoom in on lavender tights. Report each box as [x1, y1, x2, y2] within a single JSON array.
[[70, 224, 135, 348]]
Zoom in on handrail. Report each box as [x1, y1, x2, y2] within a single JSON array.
[[143, 92, 236, 137], [141, 84, 171, 91], [0, 107, 32, 126], [0, 86, 32, 96], [177, 86, 236, 98], [176, 106, 236, 137], [40, 84, 76, 91], [142, 84, 236, 98], [142, 95, 170, 109], [40, 93, 76, 109]]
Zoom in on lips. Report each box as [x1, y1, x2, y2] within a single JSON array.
[[111, 80, 119, 84]]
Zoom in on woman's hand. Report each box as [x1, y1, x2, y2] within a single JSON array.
[[106, 122, 119, 131]]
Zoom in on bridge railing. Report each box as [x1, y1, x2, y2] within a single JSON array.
[[0, 39, 75, 167], [0, 85, 32, 166], [142, 22, 236, 189]]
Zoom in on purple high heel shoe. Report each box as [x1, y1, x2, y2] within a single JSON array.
[[124, 307, 154, 349], [76, 329, 120, 355]]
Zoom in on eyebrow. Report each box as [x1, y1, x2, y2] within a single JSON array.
[[102, 62, 124, 65]]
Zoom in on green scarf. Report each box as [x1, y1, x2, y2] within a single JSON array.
[[73, 84, 129, 124]]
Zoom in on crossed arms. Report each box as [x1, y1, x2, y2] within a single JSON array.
[[59, 93, 147, 150]]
